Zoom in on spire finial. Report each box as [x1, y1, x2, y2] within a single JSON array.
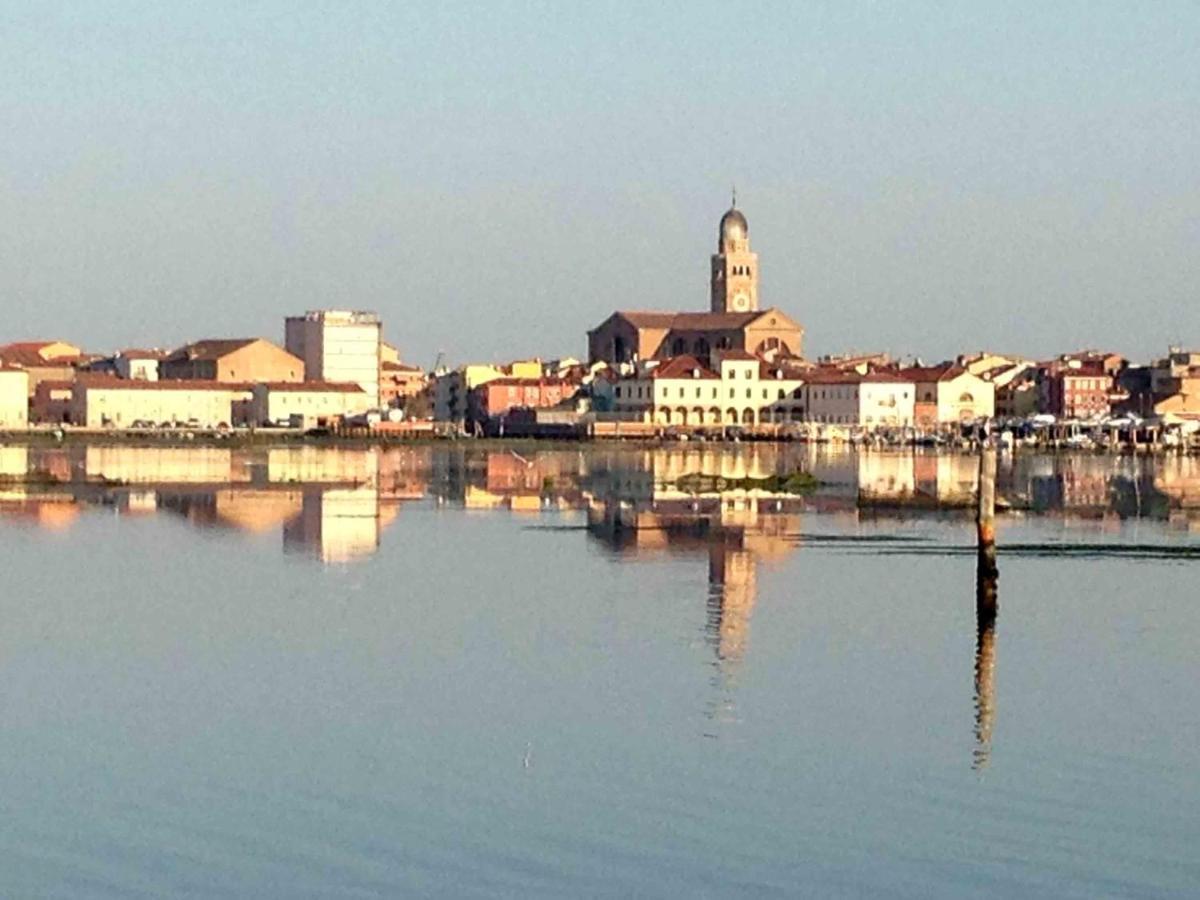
[[731, 185, 737, 208]]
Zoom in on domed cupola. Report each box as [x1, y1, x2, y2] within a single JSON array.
[[719, 206, 749, 248]]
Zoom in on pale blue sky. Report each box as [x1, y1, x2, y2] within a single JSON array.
[[2, 2, 1197, 364]]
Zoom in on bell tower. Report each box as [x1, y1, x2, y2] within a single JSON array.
[[710, 193, 759, 314]]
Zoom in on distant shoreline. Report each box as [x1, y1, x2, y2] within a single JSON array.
[[0, 428, 1194, 456]]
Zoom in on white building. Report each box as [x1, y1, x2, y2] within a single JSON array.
[[0, 368, 30, 429], [285, 310, 382, 408], [69, 378, 247, 429], [609, 351, 806, 426], [250, 382, 370, 427], [803, 371, 915, 430]]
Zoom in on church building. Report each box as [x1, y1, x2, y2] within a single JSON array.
[[587, 202, 805, 367]]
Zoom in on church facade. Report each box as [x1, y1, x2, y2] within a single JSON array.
[[587, 203, 804, 366]]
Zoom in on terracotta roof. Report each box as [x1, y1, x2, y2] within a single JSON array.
[[258, 381, 364, 393], [0, 341, 79, 360], [118, 349, 168, 360], [804, 370, 914, 386], [715, 349, 759, 361], [648, 355, 720, 380], [667, 311, 764, 329], [483, 378, 570, 388], [165, 338, 261, 362], [896, 363, 968, 382], [382, 361, 424, 372], [758, 362, 804, 380], [0, 347, 82, 368], [76, 376, 252, 392], [610, 312, 678, 329], [606, 310, 778, 331]]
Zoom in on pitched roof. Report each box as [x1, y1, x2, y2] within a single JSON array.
[[0, 348, 82, 368], [258, 381, 364, 393], [715, 349, 759, 361], [648, 355, 720, 380], [804, 369, 914, 386], [0, 341, 80, 361], [483, 377, 571, 388], [896, 363, 968, 382], [606, 308, 799, 332], [76, 375, 252, 392], [117, 349, 168, 360], [166, 338, 261, 362]]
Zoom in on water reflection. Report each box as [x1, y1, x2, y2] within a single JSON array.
[[2, 442, 1198, 762], [974, 563, 999, 771], [4, 444, 1200, 560]]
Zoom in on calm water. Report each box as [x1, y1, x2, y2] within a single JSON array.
[[0, 444, 1197, 898]]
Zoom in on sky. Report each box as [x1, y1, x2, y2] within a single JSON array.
[[2, 1, 1197, 366]]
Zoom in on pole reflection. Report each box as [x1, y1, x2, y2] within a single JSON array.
[[974, 555, 999, 770]]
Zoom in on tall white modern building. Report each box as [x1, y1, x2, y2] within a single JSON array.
[[285, 310, 382, 407]]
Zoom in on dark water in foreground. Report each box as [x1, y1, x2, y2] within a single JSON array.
[[0, 445, 1197, 898]]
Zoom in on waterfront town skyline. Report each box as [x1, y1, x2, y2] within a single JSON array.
[[3, 186, 1194, 367], [1, 199, 1197, 437]]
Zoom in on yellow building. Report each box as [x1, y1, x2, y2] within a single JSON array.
[[70, 378, 247, 428], [250, 382, 370, 427], [900, 364, 995, 428], [0, 368, 30, 428]]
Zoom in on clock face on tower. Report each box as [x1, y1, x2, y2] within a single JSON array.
[[732, 291, 749, 311]]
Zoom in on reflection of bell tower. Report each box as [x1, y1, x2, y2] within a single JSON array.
[[707, 538, 757, 661], [710, 194, 759, 314]]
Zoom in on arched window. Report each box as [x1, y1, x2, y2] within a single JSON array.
[[672, 338, 686, 356]]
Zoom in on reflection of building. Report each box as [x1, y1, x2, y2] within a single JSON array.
[[85, 446, 238, 484], [284, 487, 381, 563], [585, 451, 808, 670]]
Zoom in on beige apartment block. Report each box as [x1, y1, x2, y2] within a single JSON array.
[[70, 378, 247, 428], [160, 338, 302, 383], [285, 310, 381, 408], [803, 372, 916, 429], [0, 368, 30, 429], [251, 382, 370, 427]]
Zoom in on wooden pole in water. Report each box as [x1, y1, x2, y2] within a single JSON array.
[[976, 444, 998, 580]]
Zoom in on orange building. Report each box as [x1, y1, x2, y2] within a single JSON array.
[[160, 338, 303, 384]]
